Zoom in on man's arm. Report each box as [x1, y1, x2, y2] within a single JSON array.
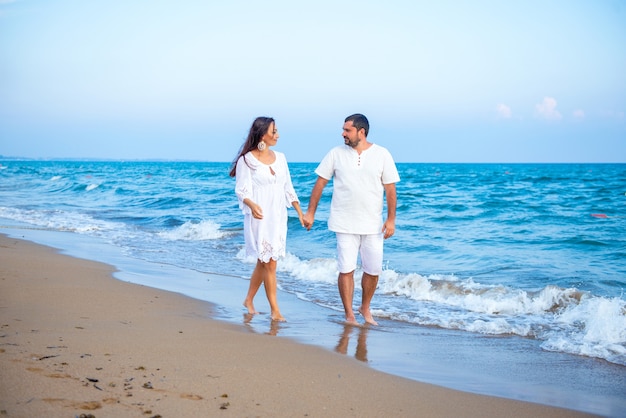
[[303, 176, 329, 230], [382, 183, 397, 239]]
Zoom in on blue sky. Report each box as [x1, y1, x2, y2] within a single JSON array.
[[1, 0, 624, 163]]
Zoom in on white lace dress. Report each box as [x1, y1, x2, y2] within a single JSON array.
[[235, 151, 299, 262]]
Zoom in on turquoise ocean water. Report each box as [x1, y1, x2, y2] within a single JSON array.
[[1, 160, 625, 415]]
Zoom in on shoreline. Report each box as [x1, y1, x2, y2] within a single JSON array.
[[0, 233, 599, 417]]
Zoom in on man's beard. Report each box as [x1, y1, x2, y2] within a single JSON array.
[[344, 137, 360, 148]]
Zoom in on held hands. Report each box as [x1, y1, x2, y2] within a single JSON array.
[[302, 212, 314, 231]]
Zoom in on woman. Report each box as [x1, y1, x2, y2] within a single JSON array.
[[229, 117, 303, 321]]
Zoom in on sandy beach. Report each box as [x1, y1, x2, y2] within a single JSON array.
[[0, 234, 597, 417]]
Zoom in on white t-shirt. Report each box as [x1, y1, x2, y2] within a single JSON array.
[[315, 143, 400, 234]]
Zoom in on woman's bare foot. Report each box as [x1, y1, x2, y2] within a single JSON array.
[[271, 311, 286, 322], [358, 307, 378, 326], [243, 300, 259, 315]]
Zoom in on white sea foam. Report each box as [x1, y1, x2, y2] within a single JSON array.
[[0, 206, 117, 234], [380, 271, 584, 316], [158, 220, 225, 241], [234, 250, 339, 283], [236, 247, 257, 264], [85, 184, 99, 191], [542, 296, 626, 365], [374, 269, 626, 364], [280, 253, 338, 284]]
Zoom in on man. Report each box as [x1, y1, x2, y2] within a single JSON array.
[[303, 114, 399, 326]]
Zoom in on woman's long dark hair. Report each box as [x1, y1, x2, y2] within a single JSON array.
[[229, 116, 275, 177]]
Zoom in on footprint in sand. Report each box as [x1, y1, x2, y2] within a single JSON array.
[[180, 393, 203, 400]]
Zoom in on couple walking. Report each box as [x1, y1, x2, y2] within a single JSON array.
[[229, 114, 400, 326]]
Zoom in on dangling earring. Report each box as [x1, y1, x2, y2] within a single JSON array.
[[257, 141, 266, 151]]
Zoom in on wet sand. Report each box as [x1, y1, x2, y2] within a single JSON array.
[[0, 234, 597, 417]]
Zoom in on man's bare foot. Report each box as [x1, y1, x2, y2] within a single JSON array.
[[358, 307, 379, 326], [344, 315, 359, 326], [243, 300, 259, 315]]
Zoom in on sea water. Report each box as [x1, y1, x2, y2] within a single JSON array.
[[1, 160, 625, 414]]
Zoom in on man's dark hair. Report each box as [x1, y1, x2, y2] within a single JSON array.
[[345, 113, 369, 137]]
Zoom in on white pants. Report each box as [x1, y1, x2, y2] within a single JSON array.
[[335, 232, 384, 275]]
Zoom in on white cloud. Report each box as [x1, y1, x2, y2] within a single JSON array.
[[496, 103, 512, 119], [535, 97, 562, 120], [573, 109, 585, 120]]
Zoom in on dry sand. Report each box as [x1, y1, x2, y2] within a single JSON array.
[[0, 234, 597, 417]]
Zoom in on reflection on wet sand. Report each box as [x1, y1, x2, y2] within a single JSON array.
[[243, 312, 255, 326], [335, 323, 369, 362], [267, 319, 282, 336], [243, 313, 283, 336], [242, 315, 368, 356]]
